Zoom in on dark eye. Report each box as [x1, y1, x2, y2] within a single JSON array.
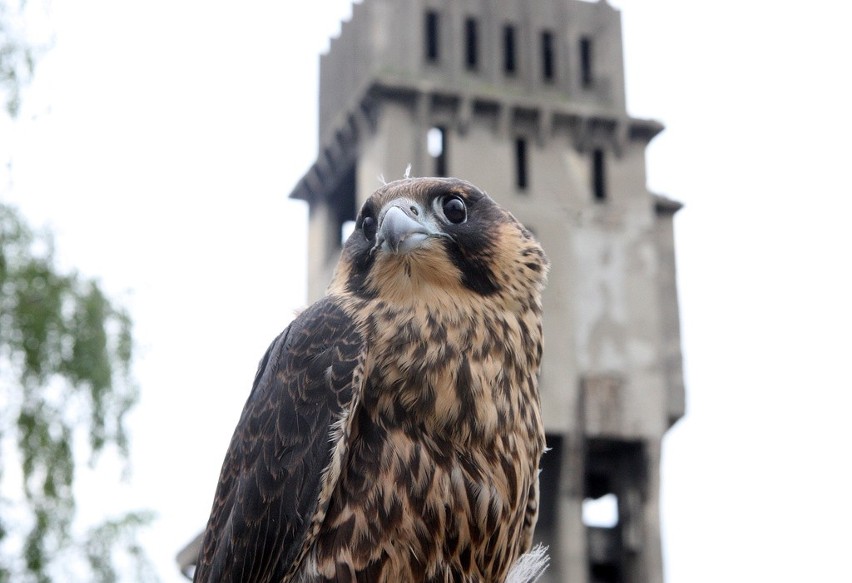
[[441, 195, 467, 224], [362, 214, 377, 241]]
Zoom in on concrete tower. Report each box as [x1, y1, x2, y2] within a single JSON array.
[[288, 2, 685, 582]]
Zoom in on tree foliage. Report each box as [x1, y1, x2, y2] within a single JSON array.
[[0, 203, 156, 582], [1, 4, 157, 580], [0, 0, 37, 117]]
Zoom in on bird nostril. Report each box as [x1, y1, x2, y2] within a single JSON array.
[[410, 206, 419, 216]]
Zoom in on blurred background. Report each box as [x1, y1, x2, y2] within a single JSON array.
[[1, 1, 850, 581]]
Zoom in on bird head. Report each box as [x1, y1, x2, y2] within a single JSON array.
[[329, 177, 548, 310]]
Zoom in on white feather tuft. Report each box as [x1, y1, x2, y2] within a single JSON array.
[[505, 544, 550, 583], [404, 163, 412, 179], [377, 173, 387, 185]]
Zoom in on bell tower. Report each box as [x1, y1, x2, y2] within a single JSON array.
[[289, 2, 685, 581]]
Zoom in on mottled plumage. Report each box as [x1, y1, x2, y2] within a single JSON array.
[[194, 177, 549, 583]]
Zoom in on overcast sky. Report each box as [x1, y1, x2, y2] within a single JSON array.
[[3, 1, 851, 582]]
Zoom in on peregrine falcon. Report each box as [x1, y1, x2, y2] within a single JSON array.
[[194, 177, 549, 582]]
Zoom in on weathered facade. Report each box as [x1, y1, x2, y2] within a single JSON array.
[[287, 2, 684, 582]]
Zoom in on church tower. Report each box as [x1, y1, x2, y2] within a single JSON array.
[[289, 2, 685, 581]]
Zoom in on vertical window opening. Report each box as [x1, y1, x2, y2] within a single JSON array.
[[584, 439, 647, 583], [580, 36, 593, 88], [503, 25, 517, 74], [541, 31, 555, 82], [341, 220, 356, 245], [535, 434, 562, 540], [583, 493, 619, 528], [425, 11, 440, 63], [465, 18, 479, 70], [515, 138, 528, 191], [428, 126, 447, 177], [592, 148, 606, 202], [331, 165, 357, 249]]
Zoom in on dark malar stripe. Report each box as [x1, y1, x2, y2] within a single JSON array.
[[344, 239, 380, 299], [443, 240, 501, 296]]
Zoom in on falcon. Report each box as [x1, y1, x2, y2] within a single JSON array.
[[194, 177, 549, 582]]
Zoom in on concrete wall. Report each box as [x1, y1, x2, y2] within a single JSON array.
[[319, 0, 628, 146]]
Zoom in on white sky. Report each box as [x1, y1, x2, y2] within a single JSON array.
[[3, 1, 852, 581]]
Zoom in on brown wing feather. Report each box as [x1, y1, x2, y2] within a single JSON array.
[[193, 296, 364, 583]]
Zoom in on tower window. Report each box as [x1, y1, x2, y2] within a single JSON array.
[[425, 11, 440, 63], [580, 36, 594, 88], [536, 434, 562, 538], [583, 493, 619, 528], [541, 31, 555, 82], [465, 18, 479, 70], [584, 439, 647, 583], [503, 25, 517, 74], [592, 148, 606, 202], [331, 164, 357, 249], [515, 138, 528, 191], [428, 126, 447, 177]]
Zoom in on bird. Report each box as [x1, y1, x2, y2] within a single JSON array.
[[193, 177, 549, 583]]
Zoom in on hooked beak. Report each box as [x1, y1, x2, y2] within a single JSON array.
[[376, 199, 441, 254]]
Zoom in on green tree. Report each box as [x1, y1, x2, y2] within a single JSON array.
[[0, 203, 157, 582], [0, 0, 37, 116], [1, 4, 157, 580]]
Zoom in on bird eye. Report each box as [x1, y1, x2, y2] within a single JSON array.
[[362, 215, 377, 241], [441, 195, 467, 224]]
